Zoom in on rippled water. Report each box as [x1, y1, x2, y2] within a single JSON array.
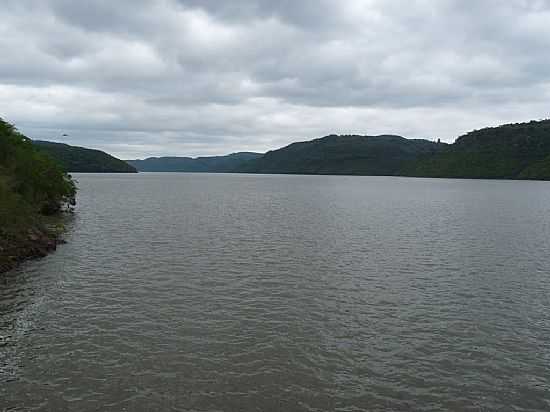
[[2, 173, 550, 411]]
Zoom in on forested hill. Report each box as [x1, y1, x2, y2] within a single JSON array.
[[1, 119, 77, 272], [236, 135, 444, 175], [405, 119, 550, 179], [127, 152, 262, 172], [234, 120, 550, 179], [45, 118, 550, 179], [34, 141, 137, 173]]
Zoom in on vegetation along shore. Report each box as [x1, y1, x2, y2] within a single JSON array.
[[0, 119, 76, 274]]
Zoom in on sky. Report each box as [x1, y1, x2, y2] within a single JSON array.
[[1, 0, 550, 159]]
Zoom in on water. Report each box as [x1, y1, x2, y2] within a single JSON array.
[[2, 173, 550, 411]]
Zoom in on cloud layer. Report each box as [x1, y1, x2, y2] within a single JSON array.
[[1, 0, 550, 158]]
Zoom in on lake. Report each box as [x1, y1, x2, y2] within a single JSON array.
[[2, 173, 550, 411]]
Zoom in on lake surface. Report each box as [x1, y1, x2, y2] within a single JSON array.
[[2, 173, 550, 411]]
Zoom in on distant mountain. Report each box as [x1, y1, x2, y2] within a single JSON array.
[[127, 152, 262, 172], [34, 141, 137, 173], [236, 135, 444, 175], [405, 119, 550, 180]]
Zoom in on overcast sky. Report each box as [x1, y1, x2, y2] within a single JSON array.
[[1, 0, 549, 158]]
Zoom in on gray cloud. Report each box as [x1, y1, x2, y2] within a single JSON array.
[[1, 0, 549, 158]]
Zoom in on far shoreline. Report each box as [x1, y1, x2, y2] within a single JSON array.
[[109, 170, 550, 182]]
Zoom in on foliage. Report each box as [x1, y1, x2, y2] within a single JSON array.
[[127, 152, 262, 172], [406, 120, 550, 179], [518, 154, 550, 180], [236, 135, 443, 175], [34, 141, 137, 173], [0, 118, 76, 236], [231, 120, 550, 180]]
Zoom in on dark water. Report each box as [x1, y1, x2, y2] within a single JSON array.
[[2, 173, 550, 411]]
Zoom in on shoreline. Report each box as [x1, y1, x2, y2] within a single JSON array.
[[0, 227, 65, 274], [127, 170, 550, 182]]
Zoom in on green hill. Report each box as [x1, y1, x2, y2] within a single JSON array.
[[405, 120, 550, 179], [1, 119, 76, 273], [127, 152, 262, 172], [34, 141, 137, 173], [237, 135, 443, 175], [12, 117, 550, 187], [233, 120, 550, 179]]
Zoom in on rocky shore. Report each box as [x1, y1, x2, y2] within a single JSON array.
[[0, 227, 65, 274]]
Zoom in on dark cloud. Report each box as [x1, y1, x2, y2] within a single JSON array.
[[1, 0, 549, 158]]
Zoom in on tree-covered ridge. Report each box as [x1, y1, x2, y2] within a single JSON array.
[[34, 141, 137, 173], [237, 135, 444, 175], [127, 152, 262, 172], [406, 120, 550, 179], [232, 120, 550, 179], [12, 117, 550, 184], [125, 120, 550, 179]]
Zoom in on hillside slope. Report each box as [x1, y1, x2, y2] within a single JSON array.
[[237, 135, 443, 175], [406, 120, 550, 179], [127, 152, 262, 172], [34, 141, 137, 173]]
